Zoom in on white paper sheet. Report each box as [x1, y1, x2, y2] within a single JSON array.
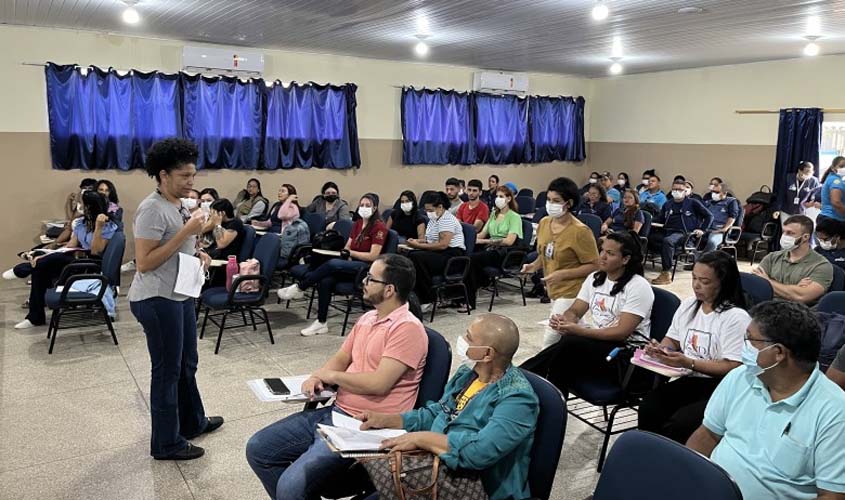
[[174, 253, 205, 298]]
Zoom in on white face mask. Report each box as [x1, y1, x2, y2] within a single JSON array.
[[358, 206, 373, 219], [780, 234, 803, 251], [400, 202, 413, 214], [181, 197, 198, 210], [642, 178, 650, 185], [818, 239, 835, 251], [495, 197, 508, 209], [617, 179, 626, 187], [426, 210, 437, 220], [589, 178, 598, 184], [671, 190, 685, 201], [711, 193, 723, 202], [546, 201, 565, 218]]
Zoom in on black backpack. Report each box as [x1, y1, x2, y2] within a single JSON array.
[[312, 230, 346, 251], [743, 185, 777, 234]]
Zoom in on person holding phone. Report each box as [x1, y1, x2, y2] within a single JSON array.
[[637, 251, 750, 444], [129, 139, 222, 461]]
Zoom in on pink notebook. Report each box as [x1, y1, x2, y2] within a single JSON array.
[[631, 348, 692, 378]]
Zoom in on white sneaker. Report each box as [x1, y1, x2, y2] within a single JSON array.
[[120, 261, 136, 273], [300, 320, 328, 337], [14, 319, 36, 329], [277, 284, 305, 301], [420, 303, 433, 313], [3, 269, 17, 280]]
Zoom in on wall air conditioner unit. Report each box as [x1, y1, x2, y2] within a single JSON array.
[[182, 46, 265, 77], [472, 71, 529, 95]]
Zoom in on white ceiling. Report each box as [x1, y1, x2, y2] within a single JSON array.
[[2, 0, 845, 77]]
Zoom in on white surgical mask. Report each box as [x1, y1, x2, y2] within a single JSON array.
[[617, 179, 626, 187], [400, 202, 413, 214], [711, 193, 723, 202], [642, 178, 650, 184], [357, 206, 373, 219], [818, 238, 836, 251], [671, 190, 685, 201], [780, 234, 801, 251], [426, 210, 437, 220], [589, 178, 598, 184], [495, 197, 508, 209], [181, 198, 198, 210], [200, 201, 212, 213], [546, 201, 565, 218], [839, 169, 845, 178], [741, 341, 780, 377]]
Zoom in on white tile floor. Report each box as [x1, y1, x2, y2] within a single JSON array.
[[1, 262, 748, 500]]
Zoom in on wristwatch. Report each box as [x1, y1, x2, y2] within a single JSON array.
[[689, 359, 696, 371]]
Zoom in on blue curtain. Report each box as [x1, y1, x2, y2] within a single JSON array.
[[45, 63, 182, 170], [474, 93, 530, 164], [772, 108, 823, 211], [529, 96, 586, 162], [182, 74, 264, 169], [401, 88, 475, 165], [264, 82, 360, 169]]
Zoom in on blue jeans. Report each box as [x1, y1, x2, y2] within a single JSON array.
[[649, 231, 687, 271], [130, 297, 208, 457], [245, 406, 355, 500], [703, 231, 724, 253], [301, 259, 368, 323]]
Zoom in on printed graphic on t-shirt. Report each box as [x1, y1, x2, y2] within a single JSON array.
[[683, 328, 714, 359], [590, 291, 618, 328]]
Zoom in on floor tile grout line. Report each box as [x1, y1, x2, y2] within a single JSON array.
[[0, 438, 149, 475]]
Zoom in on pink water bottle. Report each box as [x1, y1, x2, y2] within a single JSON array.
[[225, 255, 238, 291]]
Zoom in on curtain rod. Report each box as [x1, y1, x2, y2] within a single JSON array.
[[736, 108, 845, 114]]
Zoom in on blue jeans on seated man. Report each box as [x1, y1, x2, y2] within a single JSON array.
[[703, 231, 725, 253], [650, 231, 687, 271], [302, 258, 368, 323], [246, 405, 356, 500]]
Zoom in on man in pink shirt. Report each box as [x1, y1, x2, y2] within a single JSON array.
[[246, 254, 428, 500], [456, 179, 491, 232]]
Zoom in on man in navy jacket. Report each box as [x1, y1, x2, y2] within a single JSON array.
[[649, 179, 714, 285]]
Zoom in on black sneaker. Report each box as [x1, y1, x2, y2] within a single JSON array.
[[184, 416, 224, 440], [153, 443, 205, 461]]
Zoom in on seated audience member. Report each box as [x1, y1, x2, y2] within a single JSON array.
[[637, 169, 656, 193], [816, 216, 845, 271], [503, 182, 518, 196], [357, 313, 539, 500], [524, 232, 653, 396], [52, 177, 98, 247], [277, 194, 386, 336], [819, 156, 845, 237], [784, 160, 821, 216], [246, 254, 428, 500], [601, 173, 621, 207], [580, 171, 600, 198], [205, 198, 247, 263], [638, 251, 750, 443], [456, 179, 490, 231], [603, 189, 645, 234], [199, 187, 220, 205], [483, 174, 500, 208], [251, 183, 300, 233], [11, 191, 119, 329], [521, 177, 599, 349], [649, 179, 713, 285], [578, 183, 613, 222], [458, 178, 469, 202], [703, 180, 742, 252], [753, 215, 833, 306], [306, 181, 351, 226], [97, 179, 124, 226], [465, 186, 525, 310], [445, 177, 464, 215], [828, 344, 845, 390], [687, 300, 845, 500], [386, 190, 426, 241], [701, 176, 723, 203], [616, 172, 631, 191], [233, 178, 270, 223], [684, 181, 702, 202], [639, 174, 668, 211], [404, 191, 466, 311]]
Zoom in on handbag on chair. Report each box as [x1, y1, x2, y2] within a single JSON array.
[[360, 450, 488, 500]]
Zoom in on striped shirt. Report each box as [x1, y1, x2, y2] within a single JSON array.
[[424, 211, 465, 250]]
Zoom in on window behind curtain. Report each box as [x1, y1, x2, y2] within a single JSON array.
[[401, 88, 475, 165], [45, 63, 182, 170], [474, 93, 530, 165], [529, 96, 586, 162]]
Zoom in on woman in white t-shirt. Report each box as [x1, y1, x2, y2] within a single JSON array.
[[522, 232, 654, 396], [638, 250, 750, 444]]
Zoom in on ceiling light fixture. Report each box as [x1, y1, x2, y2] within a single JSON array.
[[803, 40, 820, 57], [609, 62, 623, 75], [413, 34, 430, 57], [677, 6, 704, 15], [592, 1, 609, 21], [121, 1, 140, 24]]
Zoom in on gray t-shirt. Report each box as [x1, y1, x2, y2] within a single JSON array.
[[128, 191, 197, 302]]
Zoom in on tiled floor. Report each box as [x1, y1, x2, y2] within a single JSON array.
[[1, 262, 746, 500]]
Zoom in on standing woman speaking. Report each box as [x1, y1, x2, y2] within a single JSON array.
[[129, 138, 223, 461]]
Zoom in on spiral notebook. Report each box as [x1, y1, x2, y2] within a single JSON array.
[[317, 412, 406, 458]]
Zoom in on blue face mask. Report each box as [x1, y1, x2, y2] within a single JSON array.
[[741, 341, 779, 377]]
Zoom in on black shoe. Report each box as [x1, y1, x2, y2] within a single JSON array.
[[540, 296, 551, 304], [153, 443, 205, 461], [203, 416, 225, 435]]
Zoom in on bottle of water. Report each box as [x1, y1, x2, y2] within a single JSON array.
[[225, 255, 238, 291]]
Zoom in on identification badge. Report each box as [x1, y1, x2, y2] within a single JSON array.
[[793, 197, 800, 205], [545, 242, 554, 259]]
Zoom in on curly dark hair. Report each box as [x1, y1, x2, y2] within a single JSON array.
[[749, 300, 821, 366], [145, 138, 199, 182]]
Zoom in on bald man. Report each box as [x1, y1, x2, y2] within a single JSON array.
[[357, 314, 540, 500]]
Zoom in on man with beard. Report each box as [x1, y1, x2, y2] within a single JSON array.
[[246, 254, 428, 500]]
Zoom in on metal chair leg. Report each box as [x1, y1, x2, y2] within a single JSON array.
[[47, 310, 63, 354], [214, 312, 228, 355], [519, 276, 527, 306], [103, 309, 119, 346], [249, 309, 257, 331], [199, 308, 210, 339], [429, 287, 439, 322], [488, 279, 497, 312], [597, 405, 623, 472], [260, 308, 274, 345], [341, 297, 352, 336], [462, 285, 471, 316]]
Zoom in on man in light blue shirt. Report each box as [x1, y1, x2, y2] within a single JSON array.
[[687, 301, 845, 500], [639, 174, 667, 210]]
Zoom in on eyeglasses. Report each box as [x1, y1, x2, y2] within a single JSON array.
[[364, 273, 390, 286], [744, 336, 777, 344]]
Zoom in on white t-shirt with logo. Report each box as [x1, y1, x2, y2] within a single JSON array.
[[576, 272, 654, 346], [666, 297, 750, 378]]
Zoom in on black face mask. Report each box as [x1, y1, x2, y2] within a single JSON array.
[[324, 194, 338, 203]]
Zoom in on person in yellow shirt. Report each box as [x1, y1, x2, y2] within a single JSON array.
[[522, 177, 599, 348]]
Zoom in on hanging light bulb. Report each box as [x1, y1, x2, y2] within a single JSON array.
[[122, 6, 140, 24], [592, 2, 609, 21], [803, 42, 820, 56], [415, 41, 429, 56]]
